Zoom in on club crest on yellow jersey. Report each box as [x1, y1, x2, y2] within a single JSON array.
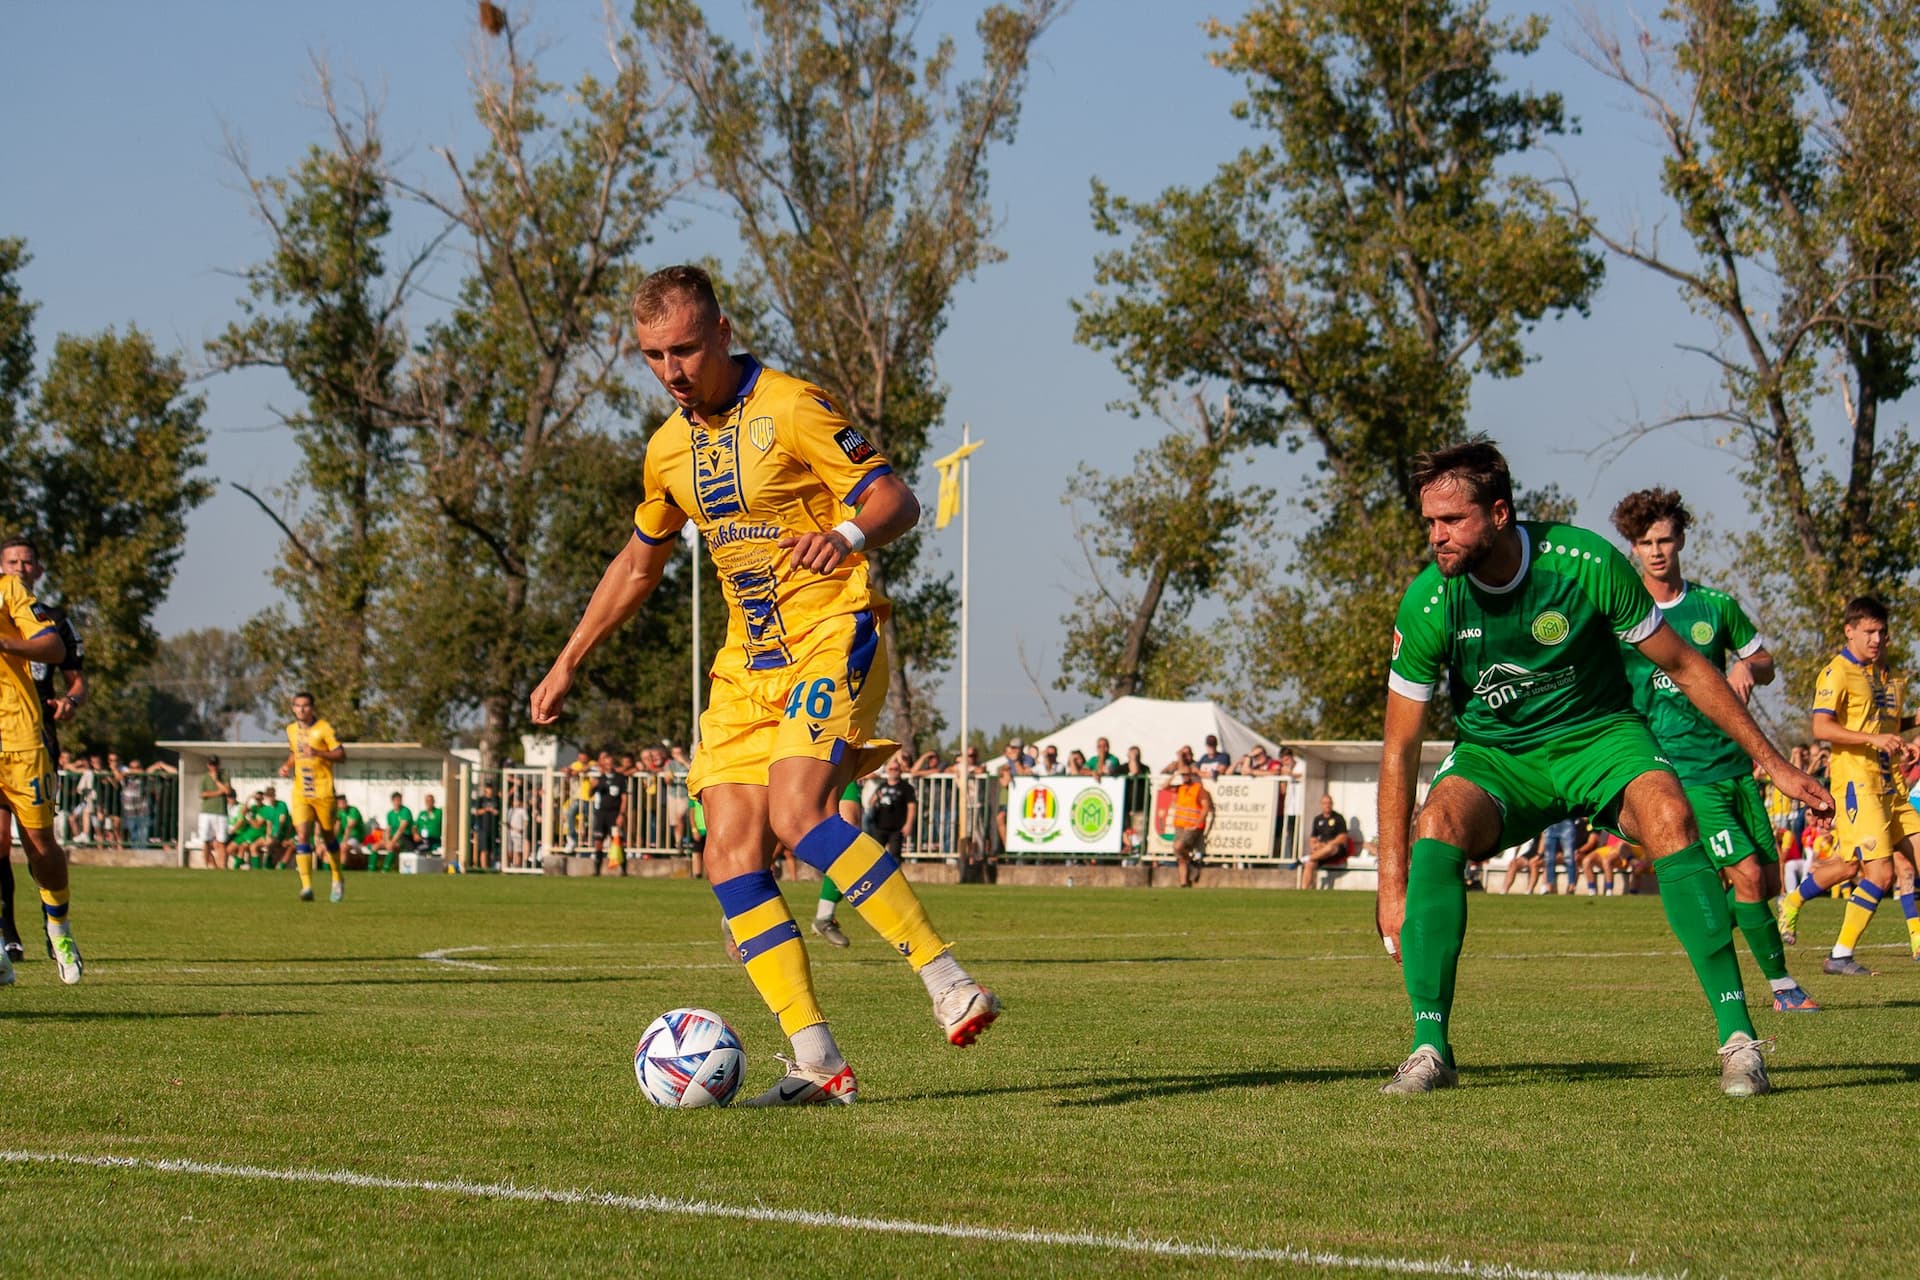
[[748, 416, 775, 452]]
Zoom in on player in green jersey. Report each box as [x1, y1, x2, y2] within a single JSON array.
[[1377, 441, 1830, 1098], [1612, 488, 1818, 1012]]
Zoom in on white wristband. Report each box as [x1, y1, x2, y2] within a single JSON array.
[[833, 520, 867, 553]]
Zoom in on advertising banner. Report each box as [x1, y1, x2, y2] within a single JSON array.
[[1150, 774, 1280, 860], [1004, 776, 1128, 855]]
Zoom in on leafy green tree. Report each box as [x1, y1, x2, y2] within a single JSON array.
[[1057, 394, 1272, 702], [1578, 0, 1920, 706], [210, 77, 420, 736], [31, 326, 212, 749], [138, 627, 270, 742], [1075, 0, 1601, 737], [0, 238, 33, 473], [390, 14, 680, 767], [634, 0, 1066, 749]]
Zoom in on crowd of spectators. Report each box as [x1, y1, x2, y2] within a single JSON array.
[[53, 749, 177, 849]]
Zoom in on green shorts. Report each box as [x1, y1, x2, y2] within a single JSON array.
[[1433, 712, 1675, 851], [1686, 774, 1776, 869]]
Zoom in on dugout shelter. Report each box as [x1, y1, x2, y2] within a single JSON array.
[[158, 741, 466, 865]]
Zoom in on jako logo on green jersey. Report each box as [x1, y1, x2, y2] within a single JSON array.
[[1529, 610, 1570, 645], [1690, 620, 1714, 645]]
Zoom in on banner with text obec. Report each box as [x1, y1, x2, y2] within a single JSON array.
[[1151, 775, 1281, 860], [1005, 777, 1130, 855]]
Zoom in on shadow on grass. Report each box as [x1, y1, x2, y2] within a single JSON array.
[[107, 956, 442, 965], [0, 1009, 313, 1023], [1771, 1061, 1920, 1089], [891, 1059, 1675, 1107]]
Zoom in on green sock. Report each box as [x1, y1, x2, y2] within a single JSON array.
[[1402, 838, 1468, 1062], [819, 876, 844, 906], [1731, 897, 1789, 984], [1653, 843, 1756, 1044]]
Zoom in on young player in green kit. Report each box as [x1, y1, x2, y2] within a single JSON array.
[[1376, 442, 1831, 1097], [1611, 489, 1818, 1011]]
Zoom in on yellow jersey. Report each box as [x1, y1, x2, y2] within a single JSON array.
[[0, 575, 57, 754], [1812, 648, 1901, 799], [285, 717, 341, 800], [632, 355, 892, 671]]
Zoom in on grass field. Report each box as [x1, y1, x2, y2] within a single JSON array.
[[3, 868, 1917, 1278]]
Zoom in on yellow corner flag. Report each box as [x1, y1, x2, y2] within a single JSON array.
[[930, 439, 985, 530]]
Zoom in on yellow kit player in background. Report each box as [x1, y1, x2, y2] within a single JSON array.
[[532, 265, 1000, 1106], [279, 691, 347, 903], [0, 572, 81, 986], [1778, 597, 1920, 974]]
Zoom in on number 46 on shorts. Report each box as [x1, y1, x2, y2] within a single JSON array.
[[784, 677, 836, 720]]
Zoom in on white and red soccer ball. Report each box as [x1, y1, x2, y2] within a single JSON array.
[[634, 1008, 745, 1108]]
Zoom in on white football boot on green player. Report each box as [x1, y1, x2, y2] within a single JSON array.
[[49, 930, 82, 985], [1717, 1031, 1772, 1097], [1381, 1045, 1458, 1095]]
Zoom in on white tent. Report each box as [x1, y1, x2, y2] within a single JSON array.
[[1031, 697, 1280, 772]]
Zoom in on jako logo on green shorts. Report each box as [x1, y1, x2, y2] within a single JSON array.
[[1530, 610, 1570, 645], [1017, 785, 1062, 843], [1690, 620, 1714, 645], [1070, 787, 1115, 842]]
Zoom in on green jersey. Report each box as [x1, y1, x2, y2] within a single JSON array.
[[337, 805, 365, 842], [198, 769, 231, 815], [263, 800, 292, 837], [1619, 580, 1762, 785], [385, 806, 413, 836], [416, 807, 443, 843], [1389, 522, 1663, 751]]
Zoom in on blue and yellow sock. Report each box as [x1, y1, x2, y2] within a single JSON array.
[[795, 817, 947, 969], [1900, 889, 1919, 956], [295, 844, 315, 892], [39, 886, 70, 939], [321, 835, 343, 883], [713, 870, 826, 1036], [1833, 880, 1885, 958]]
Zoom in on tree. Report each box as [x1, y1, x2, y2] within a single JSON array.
[[390, 13, 682, 767], [1074, 0, 1601, 738], [210, 74, 425, 736], [31, 326, 213, 749], [1577, 1, 1920, 706], [1056, 394, 1272, 702], [0, 238, 33, 473], [139, 627, 270, 742], [634, 0, 1067, 750]]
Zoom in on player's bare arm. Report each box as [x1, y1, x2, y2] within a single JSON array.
[[0, 629, 65, 665], [1724, 646, 1775, 703], [1811, 704, 1908, 760], [1638, 623, 1830, 814], [1375, 689, 1427, 963], [778, 473, 920, 575], [531, 533, 679, 725]]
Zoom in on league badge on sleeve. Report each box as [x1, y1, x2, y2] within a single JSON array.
[[834, 426, 876, 464], [1392, 628, 1403, 660]]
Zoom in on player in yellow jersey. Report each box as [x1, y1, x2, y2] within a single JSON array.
[[532, 265, 1000, 1105], [278, 691, 347, 903], [1778, 597, 1920, 974], [0, 572, 81, 986]]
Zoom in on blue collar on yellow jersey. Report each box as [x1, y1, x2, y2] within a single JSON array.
[[678, 353, 764, 423]]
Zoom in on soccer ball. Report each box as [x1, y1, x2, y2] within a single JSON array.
[[634, 1008, 745, 1108]]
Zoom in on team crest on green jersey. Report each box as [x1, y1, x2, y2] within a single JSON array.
[[1690, 620, 1714, 645], [748, 416, 775, 452], [1530, 610, 1570, 646]]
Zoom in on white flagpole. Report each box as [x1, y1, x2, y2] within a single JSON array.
[[689, 524, 703, 751], [957, 421, 972, 852]]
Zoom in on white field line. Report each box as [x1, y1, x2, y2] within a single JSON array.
[[0, 1149, 1676, 1280]]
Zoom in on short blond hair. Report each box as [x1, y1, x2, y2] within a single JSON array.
[[631, 264, 720, 326]]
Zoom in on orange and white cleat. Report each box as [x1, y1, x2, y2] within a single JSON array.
[[741, 1055, 858, 1106], [934, 982, 1002, 1047]]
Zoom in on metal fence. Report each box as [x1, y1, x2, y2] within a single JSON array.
[[456, 768, 1312, 869], [48, 768, 179, 850]]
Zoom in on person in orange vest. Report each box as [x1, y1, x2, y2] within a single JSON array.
[[1169, 764, 1215, 887]]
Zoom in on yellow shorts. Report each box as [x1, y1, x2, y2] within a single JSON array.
[[290, 794, 338, 833], [1832, 780, 1920, 862], [689, 609, 897, 796], [0, 747, 56, 831]]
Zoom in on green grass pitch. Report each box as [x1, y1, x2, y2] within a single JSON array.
[[2, 868, 1916, 1278]]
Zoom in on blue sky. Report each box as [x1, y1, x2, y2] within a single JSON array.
[[2, 2, 1801, 738]]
